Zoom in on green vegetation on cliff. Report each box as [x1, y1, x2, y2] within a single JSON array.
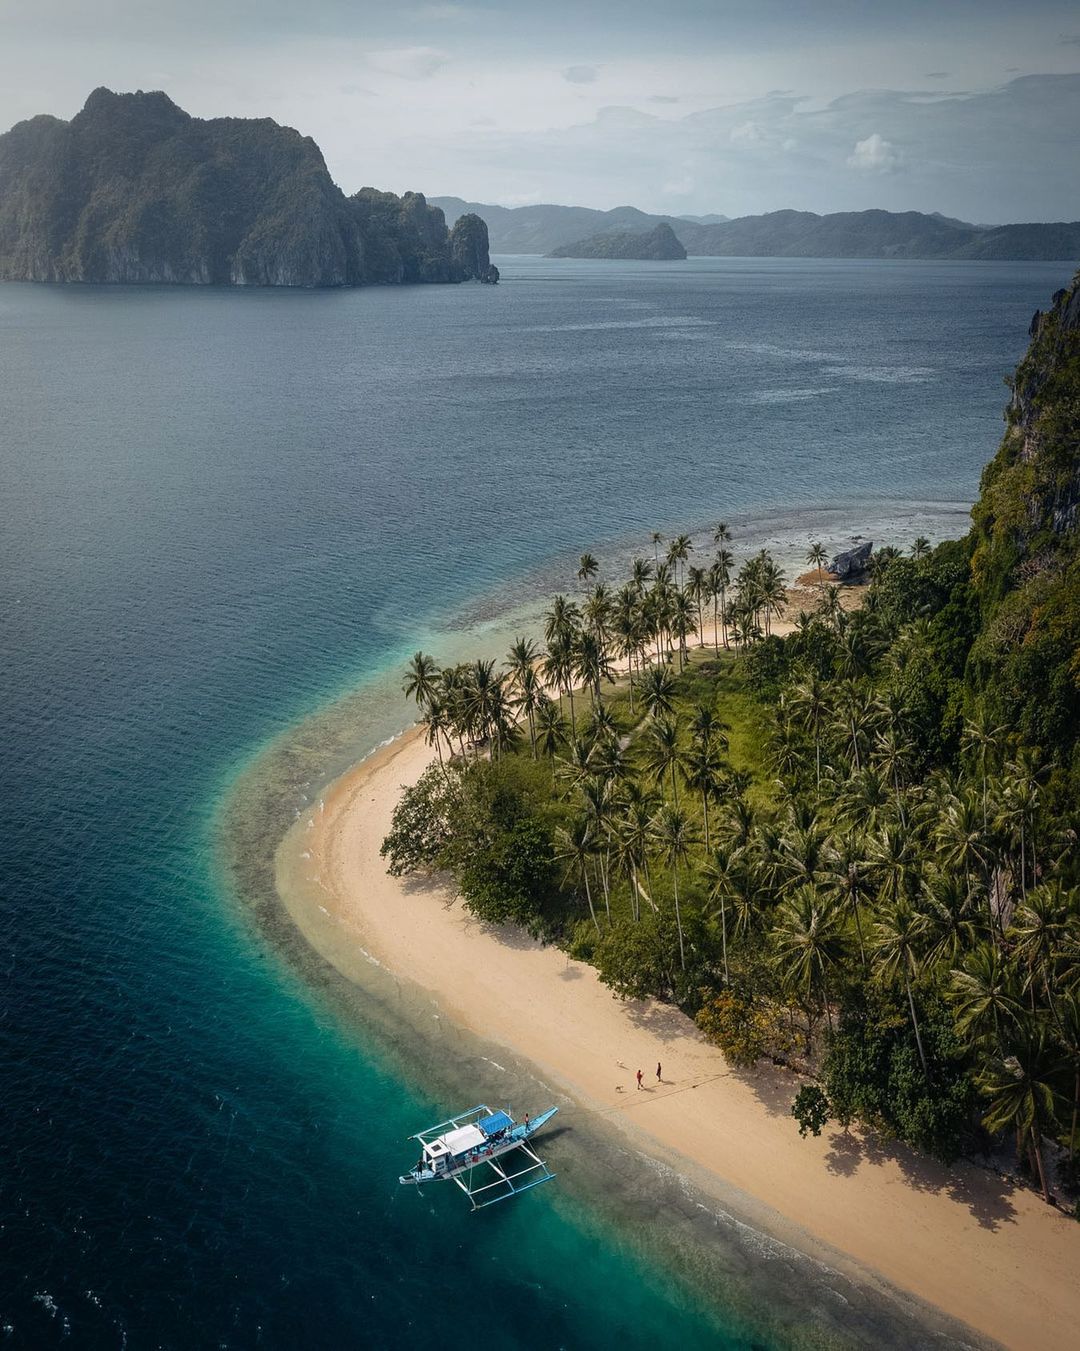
[[385, 273, 1080, 1205], [0, 88, 498, 287]]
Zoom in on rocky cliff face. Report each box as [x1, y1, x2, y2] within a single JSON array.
[[973, 274, 1080, 574], [967, 271, 1080, 748], [0, 88, 496, 288]]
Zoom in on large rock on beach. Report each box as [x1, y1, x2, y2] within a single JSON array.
[[829, 541, 873, 578]]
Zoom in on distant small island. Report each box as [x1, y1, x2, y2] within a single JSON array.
[[549, 222, 687, 261], [0, 88, 499, 288]]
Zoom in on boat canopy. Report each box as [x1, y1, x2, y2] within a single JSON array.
[[478, 1111, 513, 1137], [429, 1124, 486, 1158]]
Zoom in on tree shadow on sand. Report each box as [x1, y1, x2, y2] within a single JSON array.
[[821, 1128, 1020, 1230]]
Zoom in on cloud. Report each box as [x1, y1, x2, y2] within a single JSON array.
[[925, 71, 950, 79], [366, 46, 449, 80], [847, 132, 903, 172], [562, 65, 598, 84], [1059, 33, 1080, 46], [648, 94, 679, 103], [730, 119, 764, 144], [415, 3, 473, 18]]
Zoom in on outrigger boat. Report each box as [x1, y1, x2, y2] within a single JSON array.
[[400, 1104, 559, 1210]]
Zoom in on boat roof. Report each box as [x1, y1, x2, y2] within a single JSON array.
[[479, 1111, 513, 1136], [427, 1124, 486, 1156]]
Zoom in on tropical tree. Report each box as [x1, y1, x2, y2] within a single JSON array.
[[535, 699, 567, 760], [977, 1027, 1066, 1202], [577, 552, 599, 586], [403, 651, 440, 709], [873, 900, 932, 1077], [681, 737, 725, 853], [651, 803, 696, 969], [642, 713, 682, 803], [773, 887, 846, 1040], [554, 816, 600, 934], [639, 664, 676, 719]]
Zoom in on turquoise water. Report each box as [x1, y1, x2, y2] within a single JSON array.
[[1, 256, 1070, 1348]]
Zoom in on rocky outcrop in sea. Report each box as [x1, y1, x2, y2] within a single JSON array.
[[0, 88, 497, 288]]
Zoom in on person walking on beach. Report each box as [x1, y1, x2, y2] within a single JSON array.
[[636, 1069, 644, 1090], [656, 1062, 662, 1082]]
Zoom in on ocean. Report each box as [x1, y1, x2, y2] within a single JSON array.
[[1, 255, 1071, 1348]]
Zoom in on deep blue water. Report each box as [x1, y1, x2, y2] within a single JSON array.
[[1, 257, 1072, 1349]]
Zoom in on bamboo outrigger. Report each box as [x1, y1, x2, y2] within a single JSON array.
[[400, 1104, 559, 1210]]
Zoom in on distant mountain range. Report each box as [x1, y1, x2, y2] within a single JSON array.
[[433, 197, 1080, 262], [0, 89, 499, 287]]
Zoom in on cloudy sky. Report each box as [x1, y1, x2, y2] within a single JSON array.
[[2, 0, 1078, 221]]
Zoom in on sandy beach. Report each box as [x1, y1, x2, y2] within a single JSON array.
[[274, 716, 1080, 1351]]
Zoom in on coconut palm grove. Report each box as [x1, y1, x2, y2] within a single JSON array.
[[383, 275, 1080, 1209]]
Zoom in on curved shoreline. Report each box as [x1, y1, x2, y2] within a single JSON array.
[[274, 725, 1080, 1351]]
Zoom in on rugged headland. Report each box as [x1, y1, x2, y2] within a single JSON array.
[[435, 195, 1080, 261], [549, 222, 687, 260], [0, 88, 498, 287]]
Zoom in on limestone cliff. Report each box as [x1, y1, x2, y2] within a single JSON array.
[[967, 272, 1080, 747], [0, 88, 496, 288]]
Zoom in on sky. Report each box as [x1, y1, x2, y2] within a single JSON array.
[[1, 0, 1078, 221]]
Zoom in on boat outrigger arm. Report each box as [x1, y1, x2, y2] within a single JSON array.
[[400, 1104, 559, 1210]]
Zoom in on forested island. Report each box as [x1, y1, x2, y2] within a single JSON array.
[[0, 88, 498, 287], [549, 222, 687, 260], [384, 272, 1080, 1205]]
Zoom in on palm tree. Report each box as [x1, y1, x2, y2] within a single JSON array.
[[639, 664, 675, 719], [642, 713, 682, 804], [631, 557, 653, 594], [949, 944, 1023, 1048], [421, 697, 450, 768], [704, 844, 742, 983], [977, 1026, 1066, 1202], [554, 817, 600, 934], [713, 521, 731, 547], [788, 673, 830, 789], [543, 594, 581, 648], [687, 565, 708, 645], [827, 830, 872, 968], [505, 637, 541, 750], [577, 552, 599, 586], [806, 541, 828, 594], [515, 666, 546, 757], [873, 900, 932, 1077], [1011, 882, 1078, 1016], [651, 803, 695, 969], [961, 706, 1007, 833], [773, 887, 846, 1040], [681, 738, 725, 853], [667, 533, 692, 590], [670, 590, 696, 671], [712, 549, 734, 650], [651, 531, 664, 571], [911, 536, 931, 560], [535, 699, 567, 760], [542, 635, 573, 715], [574, 629, 615, 707], [403, 651, 440, 709]]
